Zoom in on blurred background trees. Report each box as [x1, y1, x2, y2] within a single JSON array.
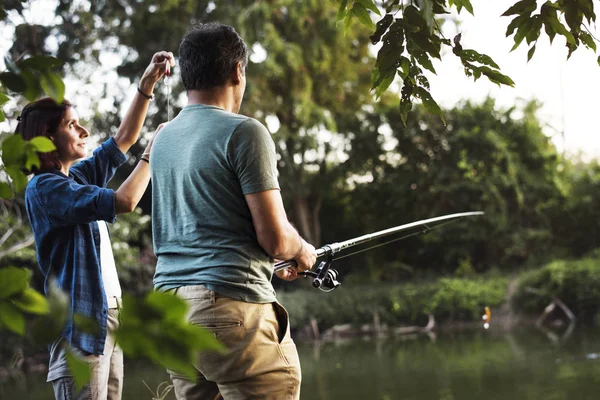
[[1, 0, 598, 291]]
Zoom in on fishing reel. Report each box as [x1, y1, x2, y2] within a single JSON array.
[[299, 246, 341, 292]]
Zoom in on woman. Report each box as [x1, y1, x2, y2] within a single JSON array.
[[19, 51, 174, 400]]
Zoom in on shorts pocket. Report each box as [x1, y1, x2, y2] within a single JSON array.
[[272, 302, 290, 344], [197, 319, 242, 333]]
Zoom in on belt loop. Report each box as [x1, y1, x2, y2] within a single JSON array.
[[107, 296, 122, 309]]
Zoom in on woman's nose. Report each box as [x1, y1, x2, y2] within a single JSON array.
[[79, 126, 89, 138]]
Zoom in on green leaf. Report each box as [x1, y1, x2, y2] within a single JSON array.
[[502, 0, 537, 17], [116, 292, 224, 380], [0, 267, 31, 300], [19, 56, 64, 70], [351, 3, 375, 30], [579, 31, 597, 51], [462, 0, 474, 14], [337, 0, 349, 22], [0, 92, 10, 106], [370, 14, 393, 44], [506, 17, 520, 37], [397, 57, 411, 79], [412, 50, 436, 73], [545, 16, 575, 45], [417, 87, 446, 125], [577, 0, 596, 23], [25, 148, 41, 172], [563, 0, 582, 33], [40, 72, 65, 103], [448, 0, 474, 15], [0, 302, 25, 335], [6, 167, 28, 193], [29, 136, 57, 152], [11, 288, 49, 315], [597, 55, 600, 66], [478, 66, 515, 87], [0, 109, 4, 123], [432, 0, 449, 14], [1, 133, 26, 166], [146, 291, 188, 322], [374, 70, 395, 98], [355, 0, 381, 16], [343, 13, 354, 32], [0, 72, 26, 92], [66, 347, 91, 390], [403, 6, 428, 32], [510, 23, 531, 51], [527, 45, 537, 61], [20, 70, 42, 101], [73, 314, 99, 334], [0, 182, 13, 199], [525, 15, 542, 45], [376, 30, 404, 72], [408, 31, 440, 58], [460, 49, 500, 69], [399, 98, 412, 126], [31, 280, 70, 344]]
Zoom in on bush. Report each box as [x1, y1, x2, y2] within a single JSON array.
[[513, 252, 600, 323], [278, 276, 507, 331]]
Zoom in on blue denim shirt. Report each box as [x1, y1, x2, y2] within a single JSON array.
[[25, 137, 127, 355]]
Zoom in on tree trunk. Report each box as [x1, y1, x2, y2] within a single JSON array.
[[291, 195, 322, 246]]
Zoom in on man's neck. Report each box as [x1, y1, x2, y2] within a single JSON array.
[[187, 88, 237, 113]]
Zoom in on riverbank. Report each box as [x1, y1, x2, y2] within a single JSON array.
[[280, 251, 600, 341]]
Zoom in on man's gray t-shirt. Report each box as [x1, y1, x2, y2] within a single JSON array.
[[151, 104, 279, 303]]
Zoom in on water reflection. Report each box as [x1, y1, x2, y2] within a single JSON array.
[[297, 328, 600, 400], [3, 328, 600, 399]]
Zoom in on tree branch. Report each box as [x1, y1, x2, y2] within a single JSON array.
[[0, 227, 15, 248], [0, 235, 35, 260]]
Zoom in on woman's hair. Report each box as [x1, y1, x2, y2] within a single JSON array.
[[15, 97, 72, 174]]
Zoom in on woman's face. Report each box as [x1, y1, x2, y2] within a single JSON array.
[[52, 107, 89, 164]]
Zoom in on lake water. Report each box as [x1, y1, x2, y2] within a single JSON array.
[[3, 327, 600, 399]]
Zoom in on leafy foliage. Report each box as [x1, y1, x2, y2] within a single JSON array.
[[279, 276, 507, 330], [0, 55, 65, 120], [0, 267, 48, 335], [0, 134, 55, 197], [321, 98, 565, 280], [116, 292, 224, 379], [513, 252, 600, 323], [338, 0, 597, 123]]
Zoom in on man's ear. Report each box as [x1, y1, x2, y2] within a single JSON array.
[[231, 62, 244, 85]]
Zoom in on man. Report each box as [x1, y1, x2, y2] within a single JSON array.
[[150, 23, 317, 400]]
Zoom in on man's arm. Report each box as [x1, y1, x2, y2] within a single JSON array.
[[245, 189, 317, 273], [113, 51, 174, 154]]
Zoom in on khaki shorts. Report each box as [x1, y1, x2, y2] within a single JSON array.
[[49, 307, 123, 400], [168, 285, 301, 400]]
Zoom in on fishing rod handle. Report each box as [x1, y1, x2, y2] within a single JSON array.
[[273, 245, 335, 272]]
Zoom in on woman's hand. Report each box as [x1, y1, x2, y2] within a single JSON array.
[[143, 123, 167, 158], [139, 51, 175, 93]]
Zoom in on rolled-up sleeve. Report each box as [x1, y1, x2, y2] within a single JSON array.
[[33, 174, 116, 226], [70, 137, 128, 188]]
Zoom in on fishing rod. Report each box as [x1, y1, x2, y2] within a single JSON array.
[[275, 211, 484, 292]]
